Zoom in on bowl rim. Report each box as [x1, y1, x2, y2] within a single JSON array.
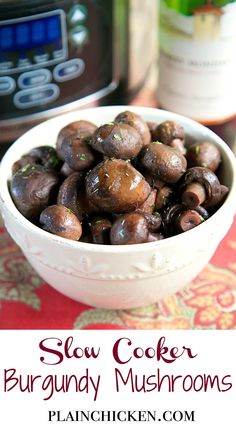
[[1, 105, 236, 254]]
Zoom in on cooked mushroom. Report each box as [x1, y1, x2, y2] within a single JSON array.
[[162, 203, 185, 236], [152, 120, 186, 154], [89, 216, 112, 244], [186, 141, 221, 172], [110, 212, 149, 245], [138, 188, 157, 214], [56, 120, 97, 159], [181, 167, 222, 208], [175, 209, 205, 233], [85, 159, 151, 213], [10, 164, 59, 219], [12, 155, 38, 174], [139, 142, 187, 184], [29, 145, 61, 171], [60, 134, 97, 171], [115, 110, 151, 146], [90, 122, 143, 159], [60, 162, 74, 177], [141, 211, 162, 232], [40, 204, 82, 240], [57, 171, 84, 220], [155, 185, 174, 210], [147, 121, 158, 141]]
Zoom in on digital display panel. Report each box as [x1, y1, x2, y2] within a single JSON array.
[[0, 14, 62, 52]]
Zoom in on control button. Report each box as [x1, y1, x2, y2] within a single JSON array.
[[53, 58, 85, 82], [18, 69, 52, 89], [68, 4, 88, 25], [69, 25, 89, 48], [13, 84, 59, 109], [0, 76, 16, 95]]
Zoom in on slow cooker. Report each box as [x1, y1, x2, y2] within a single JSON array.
[[0, 0, 157, 143]]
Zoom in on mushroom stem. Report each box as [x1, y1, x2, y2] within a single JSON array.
[[175, 210, 204, 233], [182, 182, 206, 208]]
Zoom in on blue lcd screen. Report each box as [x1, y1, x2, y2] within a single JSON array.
[[0, 15, 61, 52]]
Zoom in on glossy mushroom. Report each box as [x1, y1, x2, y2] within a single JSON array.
[[40, 204, 82, 240], [181, 167, 222, 208], [10, 164, 59, 219], [110, 212, 149, 245], [186, 141, 221, 172], [139, 142, 187, 184], [57, 171, 84, 220], [91, 122, 143, 159], [29, 145, 61, 171], [56, 120, 97, 159], [85, 159, 151, 213], [89, 216, 112, 244], [60, 134, 97, 171], [115, 110, 151, 146], [152, 120, 186, 154]]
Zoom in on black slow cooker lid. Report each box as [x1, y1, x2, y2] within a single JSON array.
[[0, 0, 70, 18]]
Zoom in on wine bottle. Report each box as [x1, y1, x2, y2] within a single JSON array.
[[158, 0, 236, 137]]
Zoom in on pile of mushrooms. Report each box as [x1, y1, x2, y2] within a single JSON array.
[[10, 111, 228, 245]]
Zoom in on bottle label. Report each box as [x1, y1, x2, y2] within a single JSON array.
[[158, 0, 236, 123]]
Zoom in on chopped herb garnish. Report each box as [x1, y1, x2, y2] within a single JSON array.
[[113, 133, 122, 141], [152, 141, 162, 145], [19, 163, 32, 173], [125, 159, 131, 163], [79, 153, 87, 161]]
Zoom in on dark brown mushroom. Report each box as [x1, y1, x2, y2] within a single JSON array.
[[147, 121, 158, 141], [56, 120, 97, 159], [60, 134, 97, 171], [155, 185, 174, 210], [110, 212, 149, 245], [12, 155, 38, 175], [162, 203, 185, 236], [40, 204, 82, 240], [152, 120, 186, 154], [60, 162, 74, 177], [181, 167, 222, 208], [186, 141, 221, 172], [138, 188, 157, 214], [85, 159, 151, 213], [175, 209, 205, 233], [139, 142, 187, 184], [57, 171, 84, 220], [29, 146, 61, 171], [141, 211, 162, 232], [89, 216, 112, 244], [114, 110, 151, 146], [10, 164, 59, 219], [90, 122, 143, 159]]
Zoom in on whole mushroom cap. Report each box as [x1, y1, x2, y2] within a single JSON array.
[[139, 142, 187, 184], [85, 159, 151, 213], [115, 110, 151, 146], [10, 164, 59, 219], [91, 122, 143, 159], [110, 212, 149, 245]]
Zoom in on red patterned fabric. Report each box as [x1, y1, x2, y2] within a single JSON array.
[[0, 216, 236, 330]]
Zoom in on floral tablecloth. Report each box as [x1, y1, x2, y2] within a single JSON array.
[[0, 215, 236, 330]]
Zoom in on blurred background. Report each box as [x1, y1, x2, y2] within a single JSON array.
[[0, 0, 235, 155]]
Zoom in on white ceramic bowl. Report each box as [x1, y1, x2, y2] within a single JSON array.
[[0, 106, 236, 309]]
